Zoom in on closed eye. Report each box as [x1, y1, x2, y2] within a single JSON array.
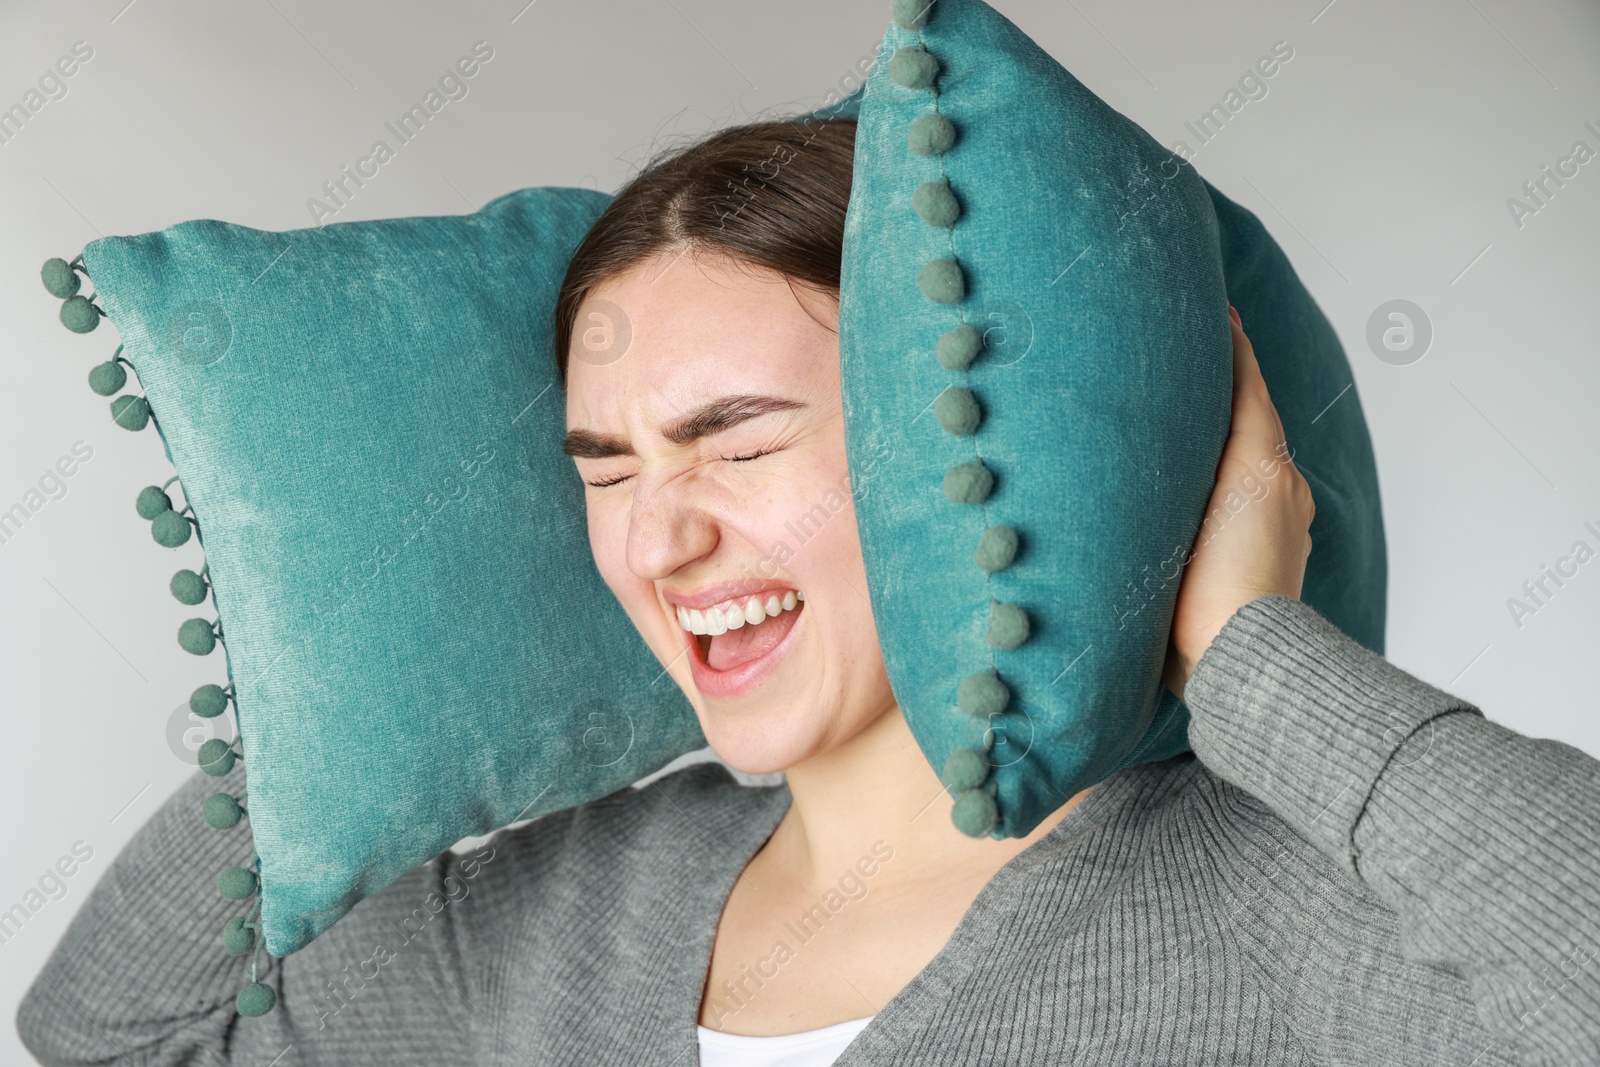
[[583, 448, 778, 489]]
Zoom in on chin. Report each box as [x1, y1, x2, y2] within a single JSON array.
[[696, 709, 824, 777]]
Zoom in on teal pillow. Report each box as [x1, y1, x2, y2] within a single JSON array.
[[38, 0, 1385, 1018], [819, 0, 1385, 839], [40, 187, 709, 1013]]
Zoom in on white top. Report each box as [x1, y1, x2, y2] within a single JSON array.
[[696, 1016, 875, 1067]]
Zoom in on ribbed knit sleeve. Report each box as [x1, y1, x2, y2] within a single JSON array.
[[1182, 594, 1600, 1066], [15, 759, 480, 1065]]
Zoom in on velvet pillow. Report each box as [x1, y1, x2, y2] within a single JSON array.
[[38, 0, 1386, 1018], [820, 0, 1385, 839], [40, 187, 709, 1014]]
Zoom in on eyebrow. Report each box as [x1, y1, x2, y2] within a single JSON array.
[[561, 393, 807, 459]]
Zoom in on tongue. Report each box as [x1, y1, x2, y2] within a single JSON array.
[[707, 606, 801, 671]]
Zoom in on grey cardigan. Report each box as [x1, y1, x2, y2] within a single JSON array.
[[16, 596, 1600, 1065]]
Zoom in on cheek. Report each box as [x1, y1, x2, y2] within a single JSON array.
[[767, 474, 872, 622], [586, 500, 636, 599], [590, 502, 684, 643], [820, 520, 875, 637], [796, 469, 863, 565]]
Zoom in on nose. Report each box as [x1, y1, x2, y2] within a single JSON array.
[[624, 464, 721, 584]]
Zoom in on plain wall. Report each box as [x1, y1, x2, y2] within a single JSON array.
[[2, 1, 1596, 1061]]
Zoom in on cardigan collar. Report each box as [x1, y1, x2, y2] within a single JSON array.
[[640, 754, 1190, 1065]]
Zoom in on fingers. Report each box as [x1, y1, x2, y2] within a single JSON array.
[[1227, 307, 1263, 404], [1222, 306, 1314, 538], [1225, 306, 1290, 463]]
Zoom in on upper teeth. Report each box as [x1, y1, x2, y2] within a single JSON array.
[[678, 590, 803, 635]]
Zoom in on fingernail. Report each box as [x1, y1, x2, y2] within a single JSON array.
[[1227, 304, 1241, 328]]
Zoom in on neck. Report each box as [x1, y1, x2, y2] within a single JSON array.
[[764, 705, 1090, 896]]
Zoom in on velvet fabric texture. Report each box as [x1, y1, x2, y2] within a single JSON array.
[[52, 0, 1384, 978], [813, 0, 1384, 838], [77, 187, 709, 958]]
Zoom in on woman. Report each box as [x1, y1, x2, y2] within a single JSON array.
[[18, 118, 1599, 1066]]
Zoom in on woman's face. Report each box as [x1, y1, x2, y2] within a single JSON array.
[[564, 249, 897, 774]]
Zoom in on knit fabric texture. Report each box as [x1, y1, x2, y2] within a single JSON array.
[[17, 596, 1600, 1065]]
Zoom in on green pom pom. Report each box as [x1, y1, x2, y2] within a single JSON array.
[[217, 866, 257, 900], [943, 460, 993, 504], [935, 387, 980, 435], [908, 112, 955, 156], [222, 916, 255, 956], [987, 601, 1031, 649], [191, 682, 229, 718], [110, 394, 150, 431], [957, 669, 1010, 717], [203, 792, 243, 829], [975, 525, 1019, 573], [151, 510, 192, 548], [179, 617, 216, 655], [918, 258, 964, 304], [889, 46, 939, 90], [942, 747, 989, 792], [198, 737, 235, 775], [135, 485, 172, 519], [41, 257, 80, 299], [87, 360, 127, 396], [912, 177, 960, 227], [60, 294, 99, 333], [171, 568, 209, 605], [936, 323, 982, 370], [893, 0, 933, 30], [951, 787, 998, 837], [236, 982, 276, 1017]]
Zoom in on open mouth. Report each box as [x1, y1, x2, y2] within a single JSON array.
[[677, 590, 805, 674]]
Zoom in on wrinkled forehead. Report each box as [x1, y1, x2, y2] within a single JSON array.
[[564, 255, 840, 430]]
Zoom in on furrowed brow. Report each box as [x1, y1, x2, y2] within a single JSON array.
[[561, 394, 805, 459], [560, 428, 632, 460], [661, 394, 806, 446]]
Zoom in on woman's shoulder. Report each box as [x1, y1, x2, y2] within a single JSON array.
[[1015, 752, 1500, 1054], [1093, 752, 1397, 933], [461, 758, 789, 891], [1004, 751, 1423, 992]]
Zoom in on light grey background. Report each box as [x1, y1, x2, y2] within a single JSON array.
[[2, 0, 1596, 1060]]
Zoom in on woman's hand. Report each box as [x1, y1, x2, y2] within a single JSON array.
[[1162, 305, 1316, 703]]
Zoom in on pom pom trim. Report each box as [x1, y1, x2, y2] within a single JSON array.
[[45, 249, 276, 1014], [886, 0, 1037, 838]]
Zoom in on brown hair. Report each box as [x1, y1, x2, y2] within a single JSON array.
[[551, 117, 857, 388]]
